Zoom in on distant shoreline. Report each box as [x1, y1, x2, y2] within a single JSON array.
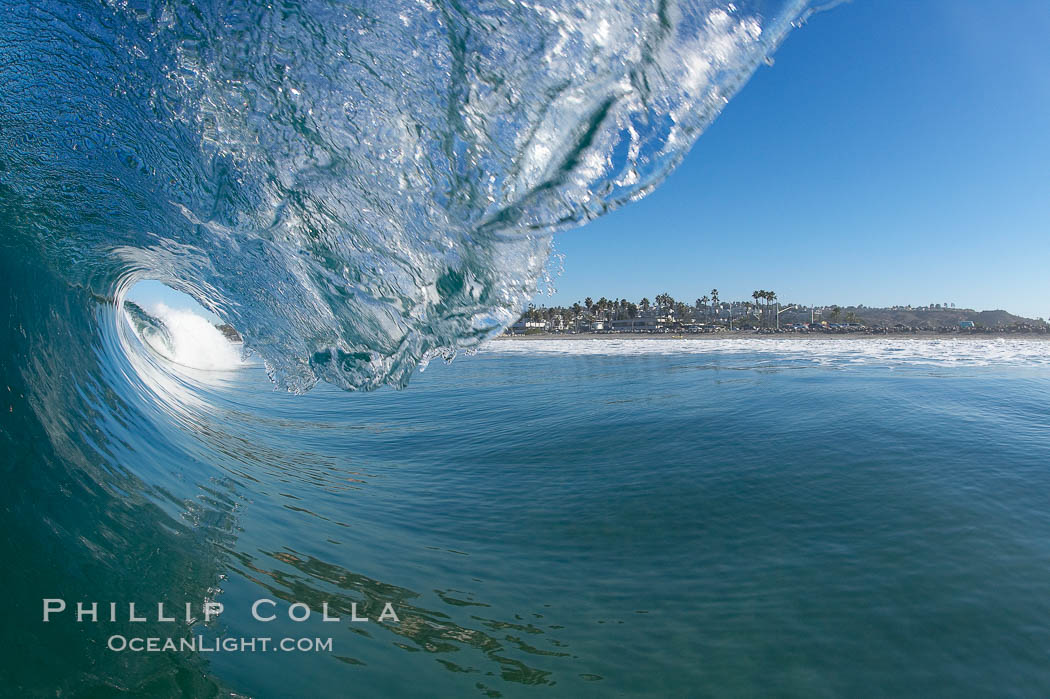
[[496, 332, 1050, 342]]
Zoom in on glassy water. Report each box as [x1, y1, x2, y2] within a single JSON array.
[[5, 1, 1041, 695], [8, 328, 1050, 696]]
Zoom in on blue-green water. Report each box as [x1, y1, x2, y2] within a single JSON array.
[[7, 299, 1050, 695], [3, 1, 1048, 694]]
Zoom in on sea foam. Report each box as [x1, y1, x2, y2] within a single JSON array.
[[485, 337, 1050, 368], [137, 304, 244, 372]]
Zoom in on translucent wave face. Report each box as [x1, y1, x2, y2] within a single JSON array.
[[0, 0, 810, 392]]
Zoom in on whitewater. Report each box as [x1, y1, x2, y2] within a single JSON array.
[[8, 1, 1050, 697], [488, 336, 1050, 367]]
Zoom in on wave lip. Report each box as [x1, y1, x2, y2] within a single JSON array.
[[2, 0, 811, 391]]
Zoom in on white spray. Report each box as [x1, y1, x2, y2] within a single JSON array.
[[141, 303, 243, 372]]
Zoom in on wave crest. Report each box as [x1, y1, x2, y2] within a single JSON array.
[[0, 0, 809, 391]]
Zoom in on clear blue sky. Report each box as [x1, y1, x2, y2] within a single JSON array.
[[543, 0, 1050, 318], [127, 279, 221, 322]]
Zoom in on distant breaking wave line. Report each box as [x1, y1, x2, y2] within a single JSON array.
[[487, 338, 1050, 368]]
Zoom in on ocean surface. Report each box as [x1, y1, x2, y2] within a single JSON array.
[[3, 1, 1049, 695], [6, 314, 1050, 695]]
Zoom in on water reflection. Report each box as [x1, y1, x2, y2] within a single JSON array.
[[225, 546, 568, 688], [110, 302, 586, 694]]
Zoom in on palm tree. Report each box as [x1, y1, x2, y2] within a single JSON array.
[[584, 297, 593, 314], [756, 291, 773, 327], [639, 297, 650, 313], [597, 297, 609, 319], [757, 291, 765, 327], [710, 289, 719, 321], [675, 301, 689, 324]]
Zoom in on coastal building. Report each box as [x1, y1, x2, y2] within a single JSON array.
[[509, 319, 547, 334], [609, 318, 666, 332]]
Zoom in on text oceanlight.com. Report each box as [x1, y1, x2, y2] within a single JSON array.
[[108, 635, 333, 653]]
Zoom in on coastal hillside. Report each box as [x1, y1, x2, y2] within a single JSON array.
[[777, 306, 1043, 328]]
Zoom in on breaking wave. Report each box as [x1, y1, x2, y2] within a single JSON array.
[[1, 0, 813, 392], [0, 5, 823, 685]]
